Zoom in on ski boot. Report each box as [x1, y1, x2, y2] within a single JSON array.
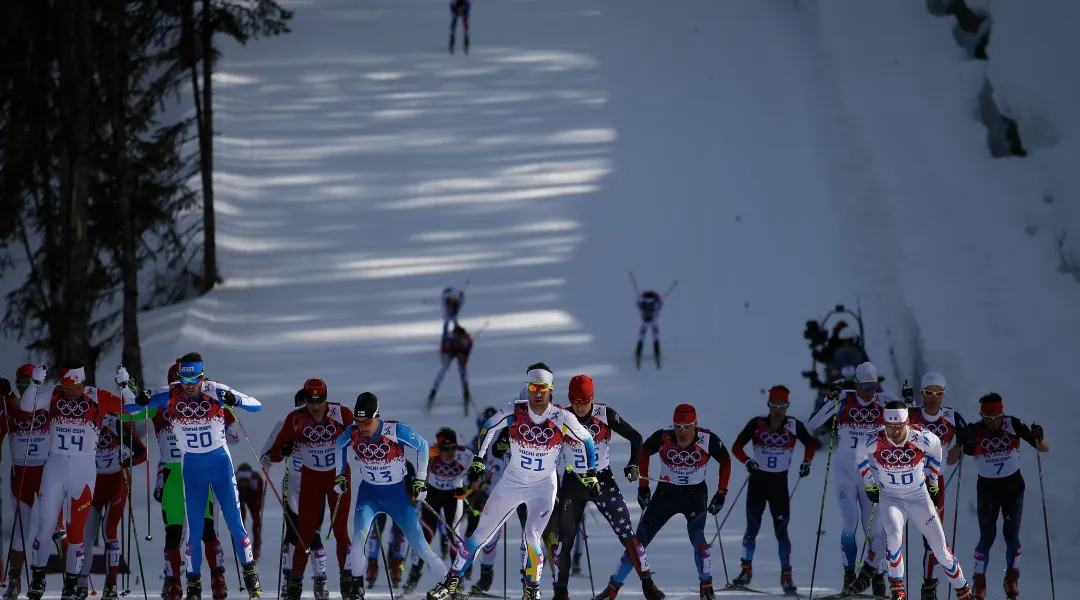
[[367, 559, 379, 587], [842, 566, 855, 591], [404, 565, 424, 594], [552, 586, 568, 600], [101, 583, 119, 600], [3, 572, 20, 600], [571, 553, 582, 576], [1004, 568, 1019, 599], [972, 574, 986, 600], [283, 579, 303, 600], [641, 575, 665, 600], [390, 558, 404, 587], [242, 563, 263, 598], [341, 573, 355, 599], [314, 577, 330, 600], [349, 577, 366, 600], [780, 567, 797, 595], [26, 567, 46, 600], [185, 576, 202, 600], [211, 567, 229, 600], [873, 572, 887, 597], [634, 341, 643, 370], [163, 577, 184, 600], [73, 582, 89, 600], [448, 34, 455, 54], [463, 34, 470, 53], [427, 573, 464, 600], [592, 579, 621, 600], [844, 564, 875, 595], [60, 574, 80, 600], [653, 340, 661, 369], [889, 578, 907, 600], [522, 584, 541, 600], [956, 584, 973, 600], [465, 564, 473, 580], [730, 560, 752, 588], [471, 565, 496, 594], [699, 578, 715, 600], [921, 578, 938, 600]]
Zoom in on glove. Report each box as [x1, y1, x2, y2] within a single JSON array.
[[412, 479, 428, 502], [493, 437, 510, 457], [114, 365, 131, 387], [279, 441, 294, 456], [707, 489, 727, 515], [636, 486, 651, 510], [865, 484, 880, 504], [260, 454, 273, 472], [452, 486, 470, 500], [468, 460, 485, 482], [827, 378, 844, 400], [745, 459, 760, 473], [153, 469, 165, 503], [901, 380, 914, 405], [927, 484, 941, 506], [1031, 423, 1044, 442], [623, 464, 639, 482], [222, 390, 239, 406], [32, 364, 47, 385], [799, 460, 811, 478], [334, 474, 348, 495], [580, 469, 600, 499], [0, 377, 10, 397], [136, 389, 152, 407]]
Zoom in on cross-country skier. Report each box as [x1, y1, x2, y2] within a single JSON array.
[[77, 414, 148, 599], [263, 378, 355, 600], [958, 393, 1048, 600], [465, 408, 512, 596], [441, 286, 465, 338], [807, 361, 887, 595], [729, 385, 817, 595], [634, 291, 663, 370], [0, 365, 51, 599], [428, 325, 473, 413], [853, 399, 974, 600], [333, 392, 446, 598], [448, 0, 471, 52], [595, 404, 729, 600], [553, 374, 663, 600], [906, 372, 966, 600], [236, 464, 264, 560], [128, 352, 265, 598], [18, 362, 130, 600], [427, 363, 598, 600], [151, 360, 236, 600]]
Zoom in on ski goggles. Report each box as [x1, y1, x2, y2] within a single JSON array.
[[921, 389, 945, 398], [526, 382, 552, 393], [672, 421, 696, 431], [767, 401, 790, 410], [177, 361, 205, 385], [858, 383, 879, 391]]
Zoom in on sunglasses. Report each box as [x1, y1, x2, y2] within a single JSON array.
[[672, 422, 695, 431], [767, 401, 790, 409], [179, 372, 204, 385], [526, 382, 552, 393], [306, 395, 327, 404], [858, 383, 878, 391], [570, 396, 593, 405], [921, 389, 945, 398], [884, 422, 906, 429], [980, 414, 1003, 421]]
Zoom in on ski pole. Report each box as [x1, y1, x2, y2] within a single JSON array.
[[713, 515, 730, 587], [789, 476, 801, 500], [628, 271, 640, 295], [472, 320, 491, 340], [950, 458, 963, 548], [124, 471, 150, 600], [326, 490, 346, 541], [226, 407, 309, 554], [855, 503, 878, 572], [807, 418, 837, 600], [662, 279, 679, 299], [421, 500, 467, 546], [580, 517, 595, 598], [943, 461, 962, 491], [707, 477, 749, 547], [1036, 449, 1056, 600], [145, 411, 152, 541], [374, 519, 396, 600], [502, 522, 507, 600], [277, 468, 290, 598]]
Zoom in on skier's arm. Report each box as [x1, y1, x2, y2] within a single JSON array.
[[921, 430, 942, 487], [476, 404, 516, 459], [605, 407, 643, 466], [731, 419, 757, 464], [1009, 416, 1049, 452], [124, 387, 170, 413], [119, 421, 149, 467], [707, 432, 732, 490], [396, 423, 431, 481], [855, 436, 875, 487], [335, 425, 355, 479], [265, 413, 297, 463], [637, 430, 663, 487], [559, 409, 597, 470], [794, 419, 819, 462], [807, 394, 841, 429], [20, 384, 52, 414], [211, 382, 262, 412], [945, 412, 967, 465]]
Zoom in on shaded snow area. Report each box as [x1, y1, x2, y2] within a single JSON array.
[[5, 0, 1077, 598]]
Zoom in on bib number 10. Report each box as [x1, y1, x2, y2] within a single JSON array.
[[886, 472, 915, 486], [186, 431, 215, 449]]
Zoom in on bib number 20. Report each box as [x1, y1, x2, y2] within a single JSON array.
[[186, 431, 214, 449]]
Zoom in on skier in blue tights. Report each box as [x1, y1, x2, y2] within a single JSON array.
[[129, 352, 264, 598], [334, 392, 447, 599]]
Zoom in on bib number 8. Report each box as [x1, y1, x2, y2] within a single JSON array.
[[186, 431, 214, 449]]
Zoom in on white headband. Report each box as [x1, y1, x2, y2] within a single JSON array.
[[61, 367, 86, 386], [526, 368, 553, 386], [884, 408, 909, 424]]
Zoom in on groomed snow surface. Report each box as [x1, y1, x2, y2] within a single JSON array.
[[3, 0, 1078, 598]]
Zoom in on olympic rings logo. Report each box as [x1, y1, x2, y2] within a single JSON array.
[[759, 432, 790, 447], [98, 430, 114, 447], [517, 424, 555, 444], [924, 421, 949, 438], [431, 461, 463, 478], [981, 436, 1011, 454], [359, 443, 391, 460], [176, 400, 213, 419], [15, 413, 48, 431], [665, 448, 703, 466], [302, 424, 336, 442], [848, 407, 881, 423], [587, 421, 604, 437], [58, 399, 91, 418], [879, 448, 917, 464]]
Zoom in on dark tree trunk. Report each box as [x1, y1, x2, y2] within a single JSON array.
[[196, 0, 218, 292]]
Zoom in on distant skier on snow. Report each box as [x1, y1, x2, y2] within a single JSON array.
[[440, 286, 465, 339], [448, 0, 471, 53], [428, 324, 473, 413]]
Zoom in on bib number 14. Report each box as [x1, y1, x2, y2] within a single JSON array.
[[57, 434, 84, 452]]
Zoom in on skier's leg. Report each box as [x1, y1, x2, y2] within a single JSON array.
[[878, 496, 906, 582], [181, 460, 213, 576], [9, 463, 43, 577], [610, 485, 678, 586], [685, 487, 711, 582], [430, 355, 453, 396], [289, 471, 325, 579], [910, 490, 967, 589], [857, 476, 885, 569], [1000, 476, 1024, 572], [161, 464, 187, 581], [593, 471, 650, 578], [741, 473, 767, 563], [78, 506, 102, 583], [206, 450, 255, 566], [202, 494, 225, 575], [453, 481, 523, 576], [972, 477, 1001, 576], [770, 475, 792, 570], [326, 468, 353, 574], [520, 478, 558, 586], [349, 491, 379, 581], [387, 488, 447, 579], [61, 456, 97, 575], [457, 356, 470, 400], [554, 475, 589, 588], [834, 468, 861, 569], [463, 1, 470, 33], [923, 485, 946, 580], [29, 460, 66, 568], [367, 515, 385, 560], [103, 475, 126, 586]]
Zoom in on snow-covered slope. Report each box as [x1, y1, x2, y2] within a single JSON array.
[[6, 0, 1075, 598]]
